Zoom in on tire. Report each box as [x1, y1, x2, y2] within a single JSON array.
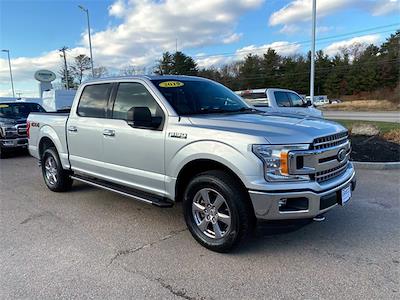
[[41, 147, 73, 192], [0, 146, 7, 159], [183, 170, 255, 252]]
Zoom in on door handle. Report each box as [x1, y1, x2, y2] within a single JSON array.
[[68, 126, 78, 132], [103, 129, 115, 137]]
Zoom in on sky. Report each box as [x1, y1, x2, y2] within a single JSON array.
[[0, 0, 399, 98]]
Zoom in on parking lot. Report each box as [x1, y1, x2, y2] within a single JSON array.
[[0, 154, 399, 299]]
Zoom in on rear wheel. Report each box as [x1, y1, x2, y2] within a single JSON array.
[[183, 170, 255, 252], [41, 147, 73, 192]]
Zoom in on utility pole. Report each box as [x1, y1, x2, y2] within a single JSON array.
[[175, 38, 178, 53], [1, 49, 15, 97], [79, 5, 94, 77], [59, 46, 70, 90], [309, 0, 317, 104]]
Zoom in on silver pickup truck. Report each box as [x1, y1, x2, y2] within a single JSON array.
[[28, 75, 356, 252]]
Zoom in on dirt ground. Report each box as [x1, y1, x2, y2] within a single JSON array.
[[322, 100, 399, 111], [350, 135, 400, 162]]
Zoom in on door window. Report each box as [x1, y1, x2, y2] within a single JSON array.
[[77, 84, 111, 118], [274, 91, 291, 107], [112, 82, 164, 124], [287, 92, 305, 107]]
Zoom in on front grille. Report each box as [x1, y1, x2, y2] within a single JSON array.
[[315, 162, 348, 183], [312, 131, 349, 150]]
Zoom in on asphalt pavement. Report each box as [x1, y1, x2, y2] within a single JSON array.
[[324, 111, 400, 123], [1, 154, 399, 299]]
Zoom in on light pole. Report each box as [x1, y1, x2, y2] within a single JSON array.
[[309, 0, 316, 104], [78, 5, 94, 77], [1, 49, 15, 97]]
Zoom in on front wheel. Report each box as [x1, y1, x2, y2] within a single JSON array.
[[0, 146, 8, 159], [41, 148, 73, 192], [183, 170, 255, 252]]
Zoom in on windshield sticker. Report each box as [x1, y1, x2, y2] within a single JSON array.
[[0, 104, 9, 108], [159, 81, 184, 88]]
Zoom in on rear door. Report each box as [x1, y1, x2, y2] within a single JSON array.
[[101, 81, 167, 195], [67, 83, 112, 175]]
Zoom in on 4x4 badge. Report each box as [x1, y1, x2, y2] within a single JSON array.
[[169, 132, 187, 139]]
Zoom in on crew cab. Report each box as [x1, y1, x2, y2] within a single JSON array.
[[0, 101, 45, 158], [236, 88, 323, 118], [28, 76, 356, 252]]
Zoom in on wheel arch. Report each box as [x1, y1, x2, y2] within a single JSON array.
[[174, 159, 251, 205]]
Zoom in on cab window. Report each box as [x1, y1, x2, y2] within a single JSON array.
[[77, 84, 112, 118], [274, 91, 291, 107], [112, 82, 164, 127], [288, 92, 305, 107]]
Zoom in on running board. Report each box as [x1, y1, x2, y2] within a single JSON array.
[[70, 174, 174, 208]]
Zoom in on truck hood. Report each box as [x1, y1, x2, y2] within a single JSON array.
[[188, 112, 346, 144], [0, 117, 27, 126]]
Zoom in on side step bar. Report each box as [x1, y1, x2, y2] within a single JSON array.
[[70, 174, 174, 208]]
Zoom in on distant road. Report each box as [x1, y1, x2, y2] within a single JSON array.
[[324, 111, 400, 123]]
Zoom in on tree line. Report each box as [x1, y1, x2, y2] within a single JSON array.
[[60, 30, 399, 100]]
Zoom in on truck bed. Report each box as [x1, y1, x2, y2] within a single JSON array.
[[27, 112, 69, 163]]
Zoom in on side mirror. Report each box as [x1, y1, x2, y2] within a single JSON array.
[[127, 107, 161, 129], [306, 100, 312, 107]]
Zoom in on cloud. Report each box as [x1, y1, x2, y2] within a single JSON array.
[[269, 0, 398, 27], [236, 41, 301, 60], [279, 24, 301, 35], [0, 0, 264, 96], [324, 34, 381, 57], [371, 0, 400, 16], [223, 33, 243, 44], [83, 0, 264, 67], [269, 0, 353, 26]]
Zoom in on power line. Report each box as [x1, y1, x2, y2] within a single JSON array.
[[194, 24, 399, 60]]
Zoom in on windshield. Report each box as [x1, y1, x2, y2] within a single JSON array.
[[0, 103, 45, 119], [152, 79, 250, 115]]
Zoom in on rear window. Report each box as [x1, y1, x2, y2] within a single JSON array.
[[240, 92, 269, 107], [77, 84, 112, 118]]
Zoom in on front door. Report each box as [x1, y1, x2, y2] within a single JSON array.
[[101, 81, 166, 196]]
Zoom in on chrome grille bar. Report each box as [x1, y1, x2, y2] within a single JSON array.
[[312, 131, 349, 150], [315, 163, 348, 182]]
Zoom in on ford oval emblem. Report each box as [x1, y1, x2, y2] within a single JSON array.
[[337, 149, 347, 162]]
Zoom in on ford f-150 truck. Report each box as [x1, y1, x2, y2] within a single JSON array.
[[28, 76, 356, 252], [236, 88, 323, 118], [0, 101, 45, 158]]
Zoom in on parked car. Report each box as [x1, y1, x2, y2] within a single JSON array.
[[0, 102, 46, 158], [236, 88, 323, 118], [28, 76, 356, 252], [306, 95, 330, 107]]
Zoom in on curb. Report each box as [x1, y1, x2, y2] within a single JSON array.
[[352, 161, 400, 170]]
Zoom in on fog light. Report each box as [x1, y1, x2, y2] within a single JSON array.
[[278, 198, 287, 207]]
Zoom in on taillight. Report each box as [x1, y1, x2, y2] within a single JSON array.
[[27, 121, 31, 139]]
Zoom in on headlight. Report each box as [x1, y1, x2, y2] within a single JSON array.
[[252, 144, 310, 182]]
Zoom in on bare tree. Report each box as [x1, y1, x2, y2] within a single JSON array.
[[120, 65, 137, 76], [70, 54, 91, 84], [91, 66, 109, 78]]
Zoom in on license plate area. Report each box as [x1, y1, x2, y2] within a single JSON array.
[[339, 185, 352, 206]]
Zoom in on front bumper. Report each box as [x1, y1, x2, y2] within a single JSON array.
[[0, 138, 29, 149], [249, 167, 356, 220]]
